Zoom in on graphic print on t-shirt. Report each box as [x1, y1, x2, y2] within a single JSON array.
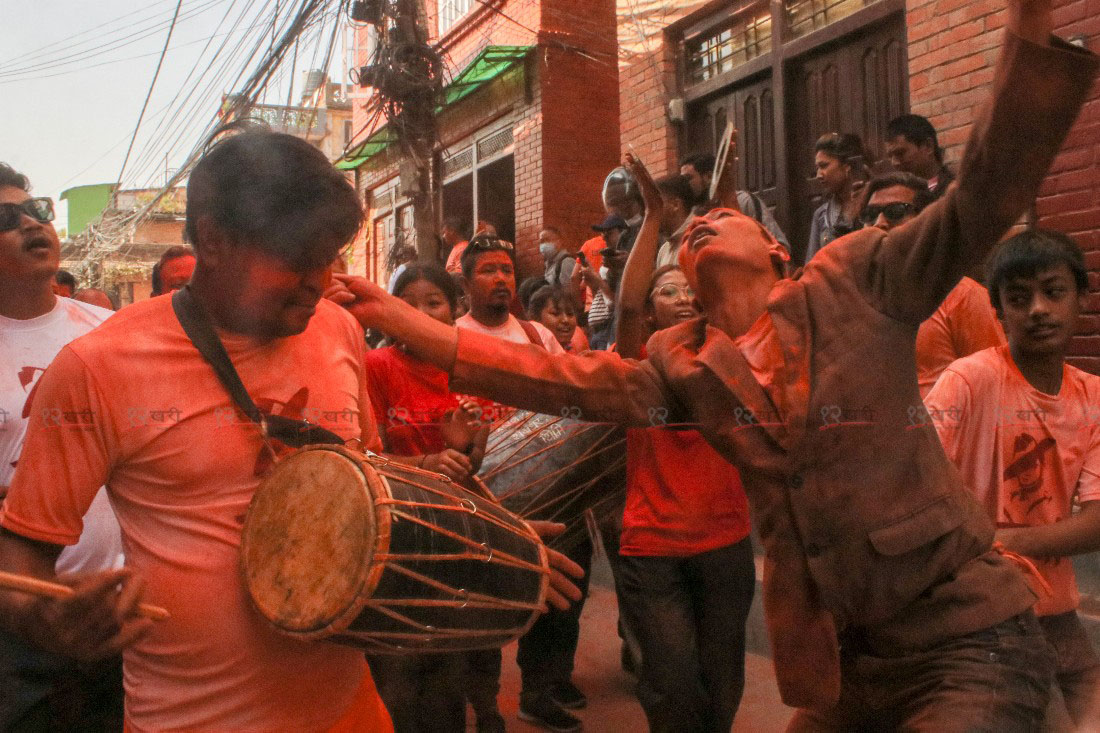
[[1003, 432, 1057, 522]]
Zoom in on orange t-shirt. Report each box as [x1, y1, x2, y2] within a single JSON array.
[[926, 345, 1100, 616], [916, 276, 1004, 398], [444, 240, 469, 274], [1, 296, 391, 732]]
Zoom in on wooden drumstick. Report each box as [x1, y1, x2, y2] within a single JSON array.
[[0, 570, 170, 621]]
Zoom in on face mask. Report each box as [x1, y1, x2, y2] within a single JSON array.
[[539, 242, 557, 259], [599, 266, 610, 279]]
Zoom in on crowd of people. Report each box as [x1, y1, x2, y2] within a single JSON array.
[[0, 1, 1098, 730]]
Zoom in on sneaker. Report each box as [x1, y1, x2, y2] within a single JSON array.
[[518, 691, 582, 732], [550, 681, 587, 710]]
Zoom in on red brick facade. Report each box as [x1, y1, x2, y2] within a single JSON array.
[[616, 0, 1100, 371], [349, 0, 620, 282], [907, 0, 1100, 370]]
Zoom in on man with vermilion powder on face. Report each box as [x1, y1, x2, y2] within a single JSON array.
[[325, 0, 1099, 725]]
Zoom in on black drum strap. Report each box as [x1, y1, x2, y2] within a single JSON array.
[[171, 286, 344, 446]]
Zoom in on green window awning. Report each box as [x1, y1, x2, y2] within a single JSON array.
[[335, 44, 532, 170]]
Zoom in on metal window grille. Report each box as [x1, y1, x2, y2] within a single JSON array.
[[438, 0, 473, 33], [686, 12, 772, 84], [443, 147, 474, 178], [476, 127, 514, 161], [785, 0, 872, 39]]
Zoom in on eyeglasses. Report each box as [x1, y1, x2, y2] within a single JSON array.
[[860, 202, 917, 225], [650, 284, 695, 301], [468, 234, 514, 253], [0, 198, 54, 232]]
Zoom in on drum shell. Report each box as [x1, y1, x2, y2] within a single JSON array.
[[241, 445, 549, 654]]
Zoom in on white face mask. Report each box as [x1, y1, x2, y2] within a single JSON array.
[[539, 242, 557, 259], [599, 266, 610, 279]]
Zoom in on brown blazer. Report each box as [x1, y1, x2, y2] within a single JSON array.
[[450, 32, 1098, 708]]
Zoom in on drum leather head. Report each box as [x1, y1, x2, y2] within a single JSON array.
[[241, 447, 379, 635]]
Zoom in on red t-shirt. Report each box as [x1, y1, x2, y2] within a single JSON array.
[[621, 345, 751, 556], [364, 345, 497, 456]]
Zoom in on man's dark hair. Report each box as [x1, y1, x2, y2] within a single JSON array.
[[0, 163, 30, 192], [392, 262, 459, 312], [518, 276, 549, 313], [656, 175, 695, 211], [886, 114, 943, 162], [814, 132, 865, 164], [55, 270, 77, 291], [151, 246, 195, 295], [863, 172, 935, 213], [987, 228, 1087, 315], [185, 131, 362, 271], [540, 225, 562, 237], [442, 215, 466, 236], [681, 153, 716, 176], [529, 285, 576, 320], [460, 233, 516, 280]]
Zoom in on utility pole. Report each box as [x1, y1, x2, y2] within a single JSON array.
[[391, 0, 440, 263]]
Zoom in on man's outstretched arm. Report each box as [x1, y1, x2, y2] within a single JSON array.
[[867, 0, 1097, 324], [331, 275, 671, 427]]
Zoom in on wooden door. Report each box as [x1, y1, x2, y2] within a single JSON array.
[[686, 74, 779, 208], [785, 15, 908, 261]]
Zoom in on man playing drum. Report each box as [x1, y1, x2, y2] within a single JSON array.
[[0, 130, 581, 732]]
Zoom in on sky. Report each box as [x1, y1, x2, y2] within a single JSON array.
[[0, 0, 355, 232]]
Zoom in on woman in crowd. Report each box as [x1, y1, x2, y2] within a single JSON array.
[[362, 262, 504, 733], [805, 132, 866, 262], [528, 284, 588, 352], [612, 154, 756, 733]]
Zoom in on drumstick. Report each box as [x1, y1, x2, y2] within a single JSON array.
[[0, 570, 170, 621]]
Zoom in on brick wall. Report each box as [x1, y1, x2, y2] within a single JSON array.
[[908, 0, 1100, 372], [616, 1, 709, 178], [350, 0, 620, 282]]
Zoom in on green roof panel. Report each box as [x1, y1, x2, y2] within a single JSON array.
[[335, 45, 532, 169]]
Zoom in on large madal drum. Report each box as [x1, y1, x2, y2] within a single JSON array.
[[240, 445, 549, 654]]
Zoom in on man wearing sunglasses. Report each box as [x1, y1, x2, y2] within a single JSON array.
[[0, 163, 124, 728], [861, 172, 1006, 398]]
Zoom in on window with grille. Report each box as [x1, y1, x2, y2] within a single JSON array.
[[438, 0, 473, 34], [685, 11, 772, 84], [785, 0, 872, 39]]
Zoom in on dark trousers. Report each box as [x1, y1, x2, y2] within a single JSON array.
[[0, 632, 123, 733], [617, 537, 756, 733], [787, 611, 1056, 732], [1038, 610, 1100, 731], [367, 653, 467, 733], [516, 533, 593, 694]]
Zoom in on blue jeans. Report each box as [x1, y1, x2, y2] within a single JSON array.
[[616, 538, 756, 733]]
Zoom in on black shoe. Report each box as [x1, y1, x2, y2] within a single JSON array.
[[518, 691, 582, 732], [550, 681, 587, 710]]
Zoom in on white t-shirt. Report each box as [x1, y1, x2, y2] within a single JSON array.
[[0, 296, 123, 574], [456, 312, 565, 353]]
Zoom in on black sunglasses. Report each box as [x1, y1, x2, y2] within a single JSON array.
[[860, 202, 917, 225], [0, 198, 54, 232], [468, 234, 514, 253]]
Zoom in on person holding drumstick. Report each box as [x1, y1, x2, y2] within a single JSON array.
[[0, 131, 582, 733]]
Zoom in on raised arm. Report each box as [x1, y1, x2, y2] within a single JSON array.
[[332, 275, 671, 427], [616, 153, 664, 359], [867, 0, 1097, 323]]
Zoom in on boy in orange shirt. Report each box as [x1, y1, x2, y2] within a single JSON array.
[[926, 229, 1100, 728]]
